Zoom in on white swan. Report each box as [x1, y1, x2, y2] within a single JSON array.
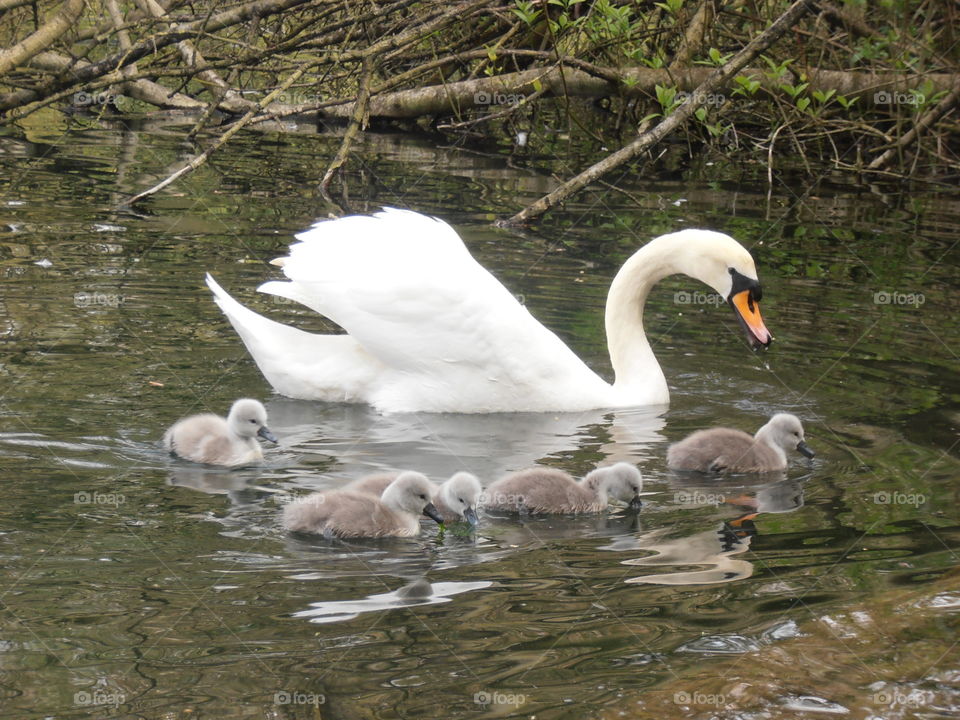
[[206, 208, 770, 413]]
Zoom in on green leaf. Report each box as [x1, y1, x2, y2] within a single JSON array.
[[734, 74, 761, 96], [655, 84, 678, 112], [779, 81, 808, 98], [812, 88, 835, 104], [654, 0, 683, 14], [511, 1, 541, 25]]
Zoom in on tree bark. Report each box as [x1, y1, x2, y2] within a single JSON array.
[[26, 51, 207, 110], [0, 0, 85, 76], [0, 0, 315, 111], [316, 65, 957, 120]]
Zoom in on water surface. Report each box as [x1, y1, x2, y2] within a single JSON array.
[[0, 117, 957, 719]]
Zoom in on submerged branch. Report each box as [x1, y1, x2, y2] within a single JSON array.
[[124, 63, 316, 207], [321, 55, 374, 191]]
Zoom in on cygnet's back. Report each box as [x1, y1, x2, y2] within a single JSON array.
[[666, 427, 779, 472], [283, 471, 442, 538], [483, 463, 641, 514], [344, 472, 401, 497], [667, 413, 813, 473]]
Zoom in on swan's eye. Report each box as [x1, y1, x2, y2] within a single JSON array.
[[249, 419, 257, 424], [419, 494, 427, 500], [458, 497, 465, 504]]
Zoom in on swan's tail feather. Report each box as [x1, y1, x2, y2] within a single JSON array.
[[257, 280, 319, 311], [205, 273, 379, 402]]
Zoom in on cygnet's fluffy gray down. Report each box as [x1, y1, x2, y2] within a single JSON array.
[[666, 413, 814, 473], [163, 398, 277, 467], [283, 471, 444, 538], [345, 471, 482, 525], [482, 462, 643, 514]]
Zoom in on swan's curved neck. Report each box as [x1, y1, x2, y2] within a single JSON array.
[[604, 237, 679, 403]]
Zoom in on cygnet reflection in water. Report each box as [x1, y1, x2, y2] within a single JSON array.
[[621, 525, 755, 585], [292, 578, 492, 624]]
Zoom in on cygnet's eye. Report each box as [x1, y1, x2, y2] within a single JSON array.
[[250, 419, 257, 424], [419, 494, 427, 500], [794, 431, 800, 437], [458, 497, 465, 504]]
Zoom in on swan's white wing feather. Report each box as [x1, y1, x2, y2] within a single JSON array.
[[206, 274, 382, 402], [256, 209, 609, 411]]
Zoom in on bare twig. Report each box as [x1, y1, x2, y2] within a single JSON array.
[[868, 85, 960, 170], [0, 0, 85, 75], [502, 0, 819, 226], [321, 55, 375, 191], [124, 63, 315, 207]]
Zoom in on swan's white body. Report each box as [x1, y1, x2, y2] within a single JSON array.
[[207, 209, 768, 413]]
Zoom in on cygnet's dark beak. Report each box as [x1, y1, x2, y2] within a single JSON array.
[[258, 426, 278, 443], [628, 495, 644, 512], [422, 502, 444, 525], [462, 506, 479, 526], [797, 440, 815, 458]]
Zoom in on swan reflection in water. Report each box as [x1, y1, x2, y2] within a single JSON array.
[[292, 577, 492, 624], [261, 398, 667, 488], [620, 476, 806, 585]]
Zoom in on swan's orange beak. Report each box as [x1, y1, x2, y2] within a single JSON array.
[[731, 290, 772, 348]]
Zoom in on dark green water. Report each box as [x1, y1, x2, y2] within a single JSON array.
[[0, 116, 957, 719]]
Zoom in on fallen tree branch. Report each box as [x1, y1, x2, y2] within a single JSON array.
[[501, 0, 819, 226], [0, 0, 34, 11], [314, 65, 956, 120], [26, 51, 207, 110], [134, 0, 255, 114], [124, 63, 315, 207], [0, 0, 85, 76], [321, 55, 374, 191], [868, 84, 960, 171], [0, 0, 315, 112]]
